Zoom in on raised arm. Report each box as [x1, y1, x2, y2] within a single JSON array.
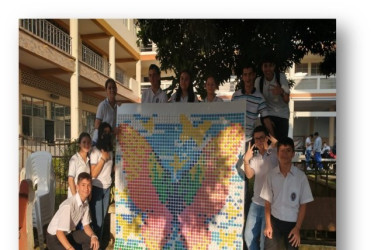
[[244, 143, 255, 179]]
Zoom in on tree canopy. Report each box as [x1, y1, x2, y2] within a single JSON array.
[[136, 19, 336, 98]]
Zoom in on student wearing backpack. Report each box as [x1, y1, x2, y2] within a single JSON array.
[[255, 57, 290, 141]]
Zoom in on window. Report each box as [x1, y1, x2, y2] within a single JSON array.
[[295, 63, 308, 75], [311, 63, 321, 76]]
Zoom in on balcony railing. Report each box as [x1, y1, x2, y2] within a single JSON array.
[[292, 75, 336, 91], [19, 19, 71, 54], [81, 44, 110, 76]]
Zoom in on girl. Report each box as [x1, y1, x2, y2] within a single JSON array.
[[170, 70, 199, 102], [203, 75, 223, 102], [67, 132, 91, 198]]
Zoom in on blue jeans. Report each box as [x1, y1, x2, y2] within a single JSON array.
[[244, 202, 265, 250], [89, 186, 110, 243], [314, 152, 323, 169], [305, 149, 312, 167]]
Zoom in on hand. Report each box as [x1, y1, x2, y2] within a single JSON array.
[[90, 235, 100, 250], [288, 227, 301, 247], [244, 143, 255, 164], [264, 224, 273, 239], [101, 151, 110, 161], [270, 85, 284, 96], [267, 134, 278, 147]]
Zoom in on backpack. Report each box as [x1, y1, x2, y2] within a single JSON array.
[[259, 71, 281, 94]]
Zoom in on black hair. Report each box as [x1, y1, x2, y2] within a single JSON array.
[[149, 64, 161, 75], [252, 125, 269, 138], [96, 122, 113, 152], [105, 78, 117, 89], [176, 70, 195, 102], [310, 134, 314, 137], [78, 132, 91, 144], [277, 137, 295, 152], [77, 172, 92, 184], [240, 64, 256, 94], [314, 132, 319, 136]]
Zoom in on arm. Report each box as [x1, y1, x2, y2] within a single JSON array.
[[262, 117, 275, 138], [90, 150, 110, 178], [288, 203, 307, 247], [56, 230, 75, 250], [68, 177, 76, 196], [264, 200, 273, 239], [244, 144, 255, 179], [83, 224, 99, 250]]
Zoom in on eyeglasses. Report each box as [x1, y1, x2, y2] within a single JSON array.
[[254, 135, 266, 141]]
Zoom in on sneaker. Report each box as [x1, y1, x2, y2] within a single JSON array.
[[306, 167, 312, 171]]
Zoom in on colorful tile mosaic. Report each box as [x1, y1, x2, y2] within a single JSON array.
[[115, 102, 246, 249]]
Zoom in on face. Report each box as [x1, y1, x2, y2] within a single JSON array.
[[242, 67, 256, 93], [205, 77, 217, 95], [277, 144, 295, 164], [102, 127, 111, 137], [253, 131, 266, 149], [149, 69, 160, 88], [76, 178, 92, 201], [180, 72, 191, 92], [262, 62, 276, 80], [79, 136, 91, 153], [106, 82, 117, 99]]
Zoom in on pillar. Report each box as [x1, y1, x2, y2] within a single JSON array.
[[288, 99, 294, 138], [70, 19, 79, 141], [109, 36, 115, 79], [329, 106, 335, 146]]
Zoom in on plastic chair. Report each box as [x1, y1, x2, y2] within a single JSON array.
[[25, 151, 55, 250]]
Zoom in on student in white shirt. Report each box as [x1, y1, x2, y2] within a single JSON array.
[[142, 64, 168, 103], [202, 75, 223, 102], [169, 70, 199, 103], [68, 132, 91, 198], [47, 172, 99, 250]]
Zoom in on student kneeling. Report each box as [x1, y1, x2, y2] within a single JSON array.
[[46, 172, 99, 250]]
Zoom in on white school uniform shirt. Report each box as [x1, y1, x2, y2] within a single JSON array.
[[202, 96, 224, 102], [169, 92, 199, 103], [260, 165, 314, 222], [141, 88, 168, 103], [90, 147, 113, 189], [249, 147, 278, 206], [47, 194, 91, 235], [93, 98, 117, 143], [67, 153, 90, 197]]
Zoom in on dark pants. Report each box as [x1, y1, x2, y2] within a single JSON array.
[[265, 216, 298, 250], [261, 116, 289, 141], [46, 231, 91, 250]]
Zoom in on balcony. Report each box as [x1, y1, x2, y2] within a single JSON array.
[[19, 19, 71, 54], [291, 75, 336, 93], [115, 67, 130, 88], [81, 44, 110, 76]]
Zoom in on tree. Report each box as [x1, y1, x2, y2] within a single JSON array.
[[136, 19, 336, 97]]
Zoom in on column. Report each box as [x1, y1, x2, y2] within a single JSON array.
[[70, 19, 79, 141], [288, 99, 294, 138], [135, 60, 141, 96], [109, 36, 115, 79], [329, 107, 335, 146]]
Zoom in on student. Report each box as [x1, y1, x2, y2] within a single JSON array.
[[89, 122, 113, 246], [231, 64, 274, 143], [46, 172, 99, 250], [313, 132, 323, 170], [142, 64, 168, 103], [93, 78, 117, 144], [202, 75, 223, 102], [305, 134, 313, 170], [255, 56, 290, 141], [260, 137, 314, 250], [67, 132, 91, 198], [243, 126, 278, 250], [169, 70, 199, 102]]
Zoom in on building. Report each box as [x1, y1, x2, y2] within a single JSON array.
[[19, 19, 147, 142]]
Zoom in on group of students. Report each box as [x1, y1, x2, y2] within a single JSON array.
[[46, 56, 313, 250], [47, 122, 114, 250]]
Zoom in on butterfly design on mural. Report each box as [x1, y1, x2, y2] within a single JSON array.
[[117, 114, 244, 249]]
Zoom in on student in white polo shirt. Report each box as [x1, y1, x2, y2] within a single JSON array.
[[260, 137, 313, 250], [142, 64, 168, 103], [46, 172, 99, 250], [93, 78, 117, 144]]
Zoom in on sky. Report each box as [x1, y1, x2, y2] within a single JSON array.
[[2, 1, 374, 248]]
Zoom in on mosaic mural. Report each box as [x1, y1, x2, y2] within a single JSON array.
[[114, 102, 246, 249]]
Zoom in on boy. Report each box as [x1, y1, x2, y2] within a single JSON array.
[[46, 172, 99, 250], [260, 137, 313, 249]]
